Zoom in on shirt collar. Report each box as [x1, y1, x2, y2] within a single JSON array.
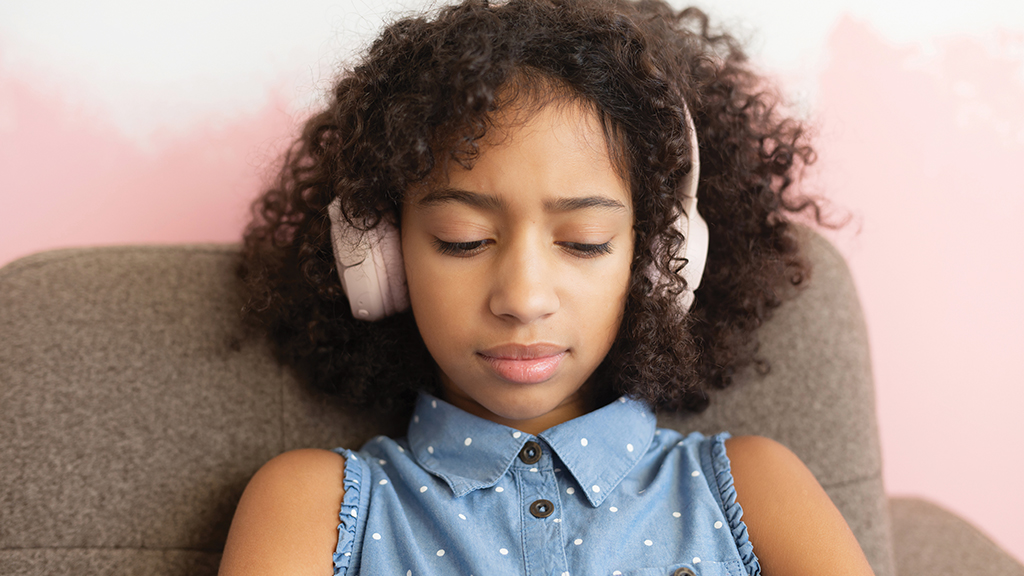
[[407, 392, 657, 507]]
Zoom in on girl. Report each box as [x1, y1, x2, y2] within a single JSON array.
[[221, 0, 873, 574]]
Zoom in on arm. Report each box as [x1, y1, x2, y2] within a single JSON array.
[[218, 448, 347, 576], [725, 435, 875, 576]]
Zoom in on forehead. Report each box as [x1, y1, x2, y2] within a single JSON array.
[[408, 98, 631, 209]]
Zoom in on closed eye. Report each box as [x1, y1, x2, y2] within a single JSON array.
[[558, 241, 613, 258], [432, 239, 614, 259], [432, 239, 491, 257]]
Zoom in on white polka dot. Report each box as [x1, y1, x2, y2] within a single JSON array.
[[378, 459, 387, 465], [413, 415, 420, 423], [627, 443, 634, 452], [592, 485, 600, 493], [464, 437, 472, 446], [574, 538, 583, 545], [609, 506, 618, 512], [566, 487, 575, 495], [554, 468, 562, 472], [407, 571, 412, 576], [553, 518, 562, 523], [714, 521, 724, 529], [431, 400, 437, 408], [344, 552, 350, 556], [349, 509, 357, 517], [397, 446, 404, 453], [379, 479, 388, 485], [619, 397, 627, 403], [691, 470, 701, 477], [530, 468, 538, 473], [427, 446, 434, 454], [614, 572, 622, 576], [693, 557, 702, 564], [673, 512, 681, 518], [350, 454, 357, 460], [420, 486, 428, 493], [499, 548, 508, 555], [677, 441, 685, 446], [562, 572, 570, 576], [512, 431, 521, 439], [495, 486, 504, 493], [372, 533, 381, 540], [644, 539, 653, 546], [436, 549, 444, 556], [459, 513, 466, 520], [655, 430, 662, 435], [638, 489, 645, 494], [580, 438, 588, 447]]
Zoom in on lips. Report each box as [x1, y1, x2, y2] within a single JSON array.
[[478, 343, 568, 384]]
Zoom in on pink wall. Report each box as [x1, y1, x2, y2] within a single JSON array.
[[2, 14, 1022, 561], [811, 17, 1024, 556], [0, 63, 294, 259]]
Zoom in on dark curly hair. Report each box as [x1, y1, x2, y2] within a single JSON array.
[[238, 0, 830, 416]]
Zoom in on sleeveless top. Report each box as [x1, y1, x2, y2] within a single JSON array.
[[331, 393, 761, 576]]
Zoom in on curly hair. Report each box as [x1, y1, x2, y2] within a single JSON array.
[[237, 0, 830, 416]]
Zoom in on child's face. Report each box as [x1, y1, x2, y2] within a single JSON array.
[[401, 100, 634, 435]]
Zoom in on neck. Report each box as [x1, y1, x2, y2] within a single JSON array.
[[452, 396, 592, 436]]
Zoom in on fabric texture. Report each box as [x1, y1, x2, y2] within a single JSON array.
[[330, 393, 761, 576], [890, 498, 1024, 576]]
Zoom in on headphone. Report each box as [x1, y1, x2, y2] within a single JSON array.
[[328, 104, 708, 321]]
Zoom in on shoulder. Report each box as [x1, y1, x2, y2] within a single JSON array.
[[724, 435, 876, 576], [724, 434, 807, 490], [219, 449, 347, 576]]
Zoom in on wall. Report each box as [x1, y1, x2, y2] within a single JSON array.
[[2, 0, 1021, 560]]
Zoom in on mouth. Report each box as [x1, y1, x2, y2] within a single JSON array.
[[477, 343, 568, 384]]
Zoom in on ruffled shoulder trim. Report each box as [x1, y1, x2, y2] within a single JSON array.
[[331, 448, 371, 576], [708, 432, 762, 576]]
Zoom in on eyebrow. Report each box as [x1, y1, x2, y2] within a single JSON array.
[[417, 188, 627, 213]]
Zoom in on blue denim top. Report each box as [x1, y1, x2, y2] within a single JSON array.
[[332, 393, 761, 576]]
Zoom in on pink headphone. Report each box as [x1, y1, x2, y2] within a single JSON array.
[[328, 105, 707, 321]]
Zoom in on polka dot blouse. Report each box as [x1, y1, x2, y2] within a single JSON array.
[[332, 393, 761, 576]]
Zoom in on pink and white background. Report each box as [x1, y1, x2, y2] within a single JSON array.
[[1, 0, 1022, 560]]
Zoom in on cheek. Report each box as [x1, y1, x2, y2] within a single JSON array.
[[575, 250, 633, 348], [403, 247, 479, 355], [409, 273, 462, 327]]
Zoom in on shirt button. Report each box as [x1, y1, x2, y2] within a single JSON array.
[[672, 568, 696, 576], [529, 499, 554, 518], [519, 441, 542, 464]]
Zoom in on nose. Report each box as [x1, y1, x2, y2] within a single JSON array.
[[488, 238, 560, 324]]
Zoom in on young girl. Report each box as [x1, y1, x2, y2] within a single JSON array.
[[220, 0, 874, 574]]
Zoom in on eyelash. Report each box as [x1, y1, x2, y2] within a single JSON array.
[[432, 239, 613, 259]]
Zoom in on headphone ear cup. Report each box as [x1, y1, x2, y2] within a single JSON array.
[[675, 100, 707, 312], [649, 202, 707, 314], [677, 201, 709, 312], [328, 198, 409, 321], [372, 221, 409, 316], [649, 101, 707, 313]]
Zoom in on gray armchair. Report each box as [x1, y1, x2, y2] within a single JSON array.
[[1, 227, 1021, 576]]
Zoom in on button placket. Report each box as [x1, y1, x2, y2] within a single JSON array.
[[514, 439, 565, 576]]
